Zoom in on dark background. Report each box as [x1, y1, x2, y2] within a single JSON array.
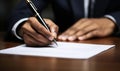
[[0, 0, 20, 31], [0, 0, 53, 32]]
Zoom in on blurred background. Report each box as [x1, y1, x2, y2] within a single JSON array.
[[0, 0, 53, 32], [0, 0, 20, 31]]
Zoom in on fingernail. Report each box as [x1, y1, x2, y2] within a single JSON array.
[[68, 36, 76, 41], [61, 36, 67, 40], [49, 36, 54, 41], [78, 37, 84, 40], [58, 36, 62, 40], [58, 35, 68, 40]]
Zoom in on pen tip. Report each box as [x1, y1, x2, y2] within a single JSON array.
[[53, 39, 58, 47]]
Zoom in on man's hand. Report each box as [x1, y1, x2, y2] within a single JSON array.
[[58, 18, 116, 41], [19, 17, 58, 46]]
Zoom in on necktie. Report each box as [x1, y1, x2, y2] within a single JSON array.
[[88, 0, 94, 17]]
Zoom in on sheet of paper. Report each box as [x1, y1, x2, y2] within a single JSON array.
[[0, 42, 115, 59]]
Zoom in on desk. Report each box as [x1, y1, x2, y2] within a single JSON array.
[[0, 32, 120, 71]]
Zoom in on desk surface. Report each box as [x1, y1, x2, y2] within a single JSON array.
[[0, 32, 120, 71]]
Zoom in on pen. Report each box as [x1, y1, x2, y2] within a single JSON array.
[[26, 0, 58, 46]]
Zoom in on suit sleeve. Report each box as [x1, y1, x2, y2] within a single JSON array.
[[106, 12, 120, 36], [102, 0, 120, 36], [6, 0, 49, 40]]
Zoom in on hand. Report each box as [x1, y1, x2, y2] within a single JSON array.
[[58, 18, 115, 41], [19, 17, 59, 46]]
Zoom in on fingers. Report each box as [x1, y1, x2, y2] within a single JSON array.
[[28, 17, 54, 40], [60, 19, 87, 36], [68, 24, 97, 41], [78, 30, 98, 40], [21, 22, 51, 46], [44, 19, 59, 38], [58, 18, 115, 41], [58, 18, 94, 41], [20, 17, 58, 46], [23, 34, 51, 46]]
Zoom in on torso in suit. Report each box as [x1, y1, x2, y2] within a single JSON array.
[[7, 0, 120, 40]]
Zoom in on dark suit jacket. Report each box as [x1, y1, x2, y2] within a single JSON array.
[[6, 0, 120, 40]]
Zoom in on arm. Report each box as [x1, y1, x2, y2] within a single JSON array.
[[105, 12, 120, 36], [7, 0, 59, 46], [58, 0, 120, 41], [58, 12, 120, 41], [7, 0, 49, 39], [58, 17, 116, 41], [19, 17, 58, 46]]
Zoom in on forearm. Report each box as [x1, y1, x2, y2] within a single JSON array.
[[7, 0, 49, 40]]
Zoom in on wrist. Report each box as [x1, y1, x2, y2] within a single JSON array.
[[16, 21, 26, 38], [102, 17, 118, 35]]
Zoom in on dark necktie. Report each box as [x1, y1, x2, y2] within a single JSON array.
[[88, 0, 94, 17]]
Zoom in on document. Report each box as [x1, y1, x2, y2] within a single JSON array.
[[0, 42, 114, 59]]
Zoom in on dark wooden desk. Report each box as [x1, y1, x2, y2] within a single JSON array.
[[0, 32, 120, 71]]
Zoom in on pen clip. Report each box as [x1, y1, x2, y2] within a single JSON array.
[[26, 0, 38, 11]]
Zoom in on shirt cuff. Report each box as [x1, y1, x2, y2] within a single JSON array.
[[104, 15, 116, 23], [104, 15, 120, 35], [12, 18, 28, 40]]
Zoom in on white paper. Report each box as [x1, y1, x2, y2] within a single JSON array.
[[0, 42, 115, 59]]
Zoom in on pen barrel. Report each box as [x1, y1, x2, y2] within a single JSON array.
[[35, 13, 51, 31], [26, 0, 51, 31], [26, 0, 58, 46]]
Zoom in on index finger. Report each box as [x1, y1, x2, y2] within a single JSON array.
[[28, 17, 54, 41]]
